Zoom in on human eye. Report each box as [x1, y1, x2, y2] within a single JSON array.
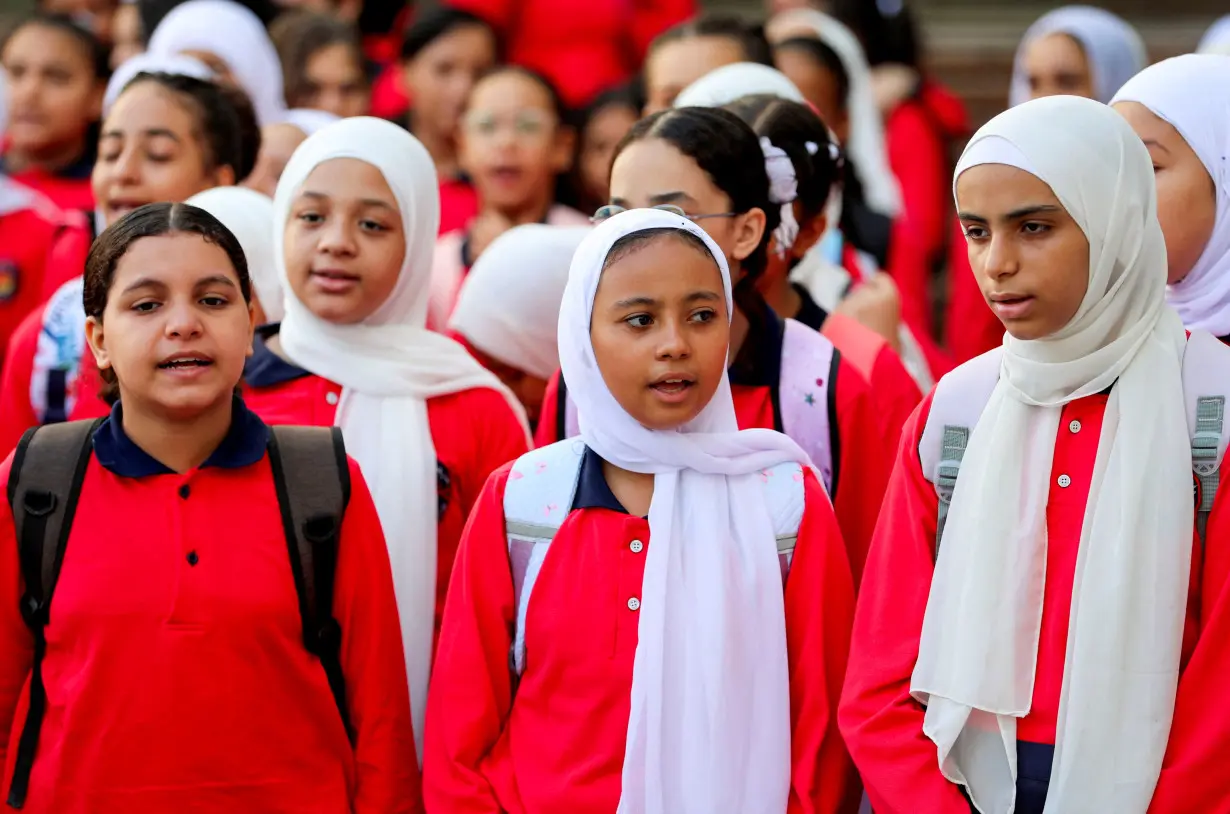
[[360, 218, 389, 232], [131, 299, 160, 313], [296, 210, 324, 224], [625, 314, 653, 328], [200, 294, 230, 307], [1021, 221, 1051, 236], [961, 224, 989, 240], [689, 308, 717, 323]]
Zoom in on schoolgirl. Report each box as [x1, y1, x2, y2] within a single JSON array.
[[271, 11, 369, 119], [398, 6, 497, 235], [840, 95, 1230, 814], [146, 0, 287, 126], [242, 116, 531, 752], [423, 208, 857, 813], [1111, 55, 1230, 341], [642, 15, 772, 115], [571, 85, 640, 217], [723, 92, 922, 446], [428, 66, 586, 330], [0, 71, 250, 453], [1, 14, 107, 211], [536, 105, 889, 585], [945, 6, 1148, 364], [449, 223, 590, 428], [0, 202, 419, 812]]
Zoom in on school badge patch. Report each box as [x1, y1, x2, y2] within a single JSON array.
[[0, 260, 17, 303]]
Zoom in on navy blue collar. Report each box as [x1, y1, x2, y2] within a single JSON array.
[[728, 294, 784, 388], [791, 283, 829, 333], [94, 397, 270, 478], [570, 445, 629, 514], [245, 324, 312, 388]]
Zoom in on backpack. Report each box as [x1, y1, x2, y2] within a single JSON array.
[[5, 421, 351, 810], [501, 439, 808, 685], [919, 331, 1230, 557], [555, 318, 841, 496]]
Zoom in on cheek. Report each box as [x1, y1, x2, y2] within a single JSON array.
[[282, 225, 315, 293], [590, 324, 640, 399]]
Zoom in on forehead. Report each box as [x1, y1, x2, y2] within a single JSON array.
[[418, 24, 495, 62], [956, 163, 1063, 212], [1023, 32, 1089, 74], [4, 24, 87, 62], [609, 138, 725, 204], [1112, 101, 1182, 145], [297, 157, 400, 206], [595, 233, 724, 301], [648, 36, 746, 88], [107, 83, 197, 133], [112, 232, 237, 286], [469, 71, 553, 111]]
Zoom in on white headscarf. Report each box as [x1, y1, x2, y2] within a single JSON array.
[[1009, 6, 1146, 107], [1113, 54, 1230, 336], [187, 186, 281, 323], [1198, 16, 1230, 56], [104, 52, 214, 114], [449, 224, 589, 380], [282, 107, 341, 136], [912, 95, 1191, 814], [147, 0, 286, 126], [274, 116, 529, 758], [673, 62, 805, 108], [766, 8, 902, 217], [561, 208, 810, 814]]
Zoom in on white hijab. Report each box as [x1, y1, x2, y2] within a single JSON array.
[[1113, 54, 1230, 336], [673, 62, 805, 108], [449, 224, 589, 380], [274, 116, 528, 758], [766, 8, 901, 217], [282, 108, 341, 135], [187, 186, 281, 323], [561, 208, 810, 814], [104, 52, 214, 114], [147, 0, 286, 126], [911, 95, 1191, 814], [1009, 6, 1146, 107], [1198, 16, 1230, 56]]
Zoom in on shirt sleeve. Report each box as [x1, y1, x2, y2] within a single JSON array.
[[457, 389, 530, 519], [837, 392, 972, 814], [1146, 465, 1230, 812], [831, 360, 892, 589], [787, 469, 860, 814], [423, 465, 517, 814], [534, 370, 564, 448], [871, 345, 924, 454], [0, 309, 42, 459], [334, 459, 424, 814], [0, 453, 35, 771]]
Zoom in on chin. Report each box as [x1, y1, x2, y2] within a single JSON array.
[[1001, 322, 1052, 342]]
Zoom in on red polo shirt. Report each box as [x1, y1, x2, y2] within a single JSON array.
[[0, 400, 421, 812]]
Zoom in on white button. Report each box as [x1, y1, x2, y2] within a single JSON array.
[[326, 391, 340, 406], [1057, 474, 1072, 488], [627, 597, 641, 611], [1069, 420, 1082, 434], [630, 539, 644, 553]]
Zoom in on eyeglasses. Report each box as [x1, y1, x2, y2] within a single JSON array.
[[461, 110, 555, 141], [590, 203, 738, 224]]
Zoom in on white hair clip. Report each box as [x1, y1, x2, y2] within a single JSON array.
[[759, 136, 801, 260], [805, 141, 819, 156]]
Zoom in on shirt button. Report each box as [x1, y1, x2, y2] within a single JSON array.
[[629, 539, 644, 553], [627, 597, 641, 611], [178, 484, 191, 499], [1069, 420, 1082, 434], [186, 551, 199, 566], [326, 391, 339, 406], [1057, 474, 1072, 488]]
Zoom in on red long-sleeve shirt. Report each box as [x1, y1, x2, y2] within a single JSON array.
[[538, 306, 891, 588], [423, 450, 858, 812], [241, 329, 530, 638], [839, 386, 1230, 813], [0, 400, 421, 812]]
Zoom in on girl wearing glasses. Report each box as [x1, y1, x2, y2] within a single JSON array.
[[537, 105, 892, 586], [428, 66, 588, 331]]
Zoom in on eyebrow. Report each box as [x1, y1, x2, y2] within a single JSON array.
[[196, 274, 239, 290], [101, 127, 181, 141], [1143, 138, 1171, 154], [121, 276, 166, 295], [121, 274, 239, 295], [613, 295, 657, 308], [958, 204, 1062, 223], [298, 190, 397, 211], [612, 290, 721, 308]]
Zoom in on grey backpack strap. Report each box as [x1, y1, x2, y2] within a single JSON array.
[[7, 418, 102, 809], [1193, 395, 1225, 550], [266, 425, 352, 742], [934, 426, 970, 557]]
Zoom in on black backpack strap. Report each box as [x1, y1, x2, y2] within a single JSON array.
[[6, 418, 101, 809], [266, 425, 352, 743]]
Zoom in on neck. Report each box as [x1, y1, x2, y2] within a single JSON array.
[[761, 275, 803, 322], [730, 303, 751, 361], [5, 137, 86, 176], [122, 395, 234, 474], [602, 459, 655, 517], [492, 188, 554, 226], [412, 118, 460, 180]]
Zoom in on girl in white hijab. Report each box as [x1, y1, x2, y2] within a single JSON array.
[[1113, 54, 1230, 338], [1009, 5, 1146, 107], [185, 185, 281, 323], [246, 116, 531, 759], [147, 0, 286, 126], [448, 224, 589, 427], [841, 94, 1230, 813], [424, 207, 857, 813]]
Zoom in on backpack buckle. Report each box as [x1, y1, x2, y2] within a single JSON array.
[[19, 595, 46, 628], [21, 490, 56, 518], [303, 514, 338, 544]]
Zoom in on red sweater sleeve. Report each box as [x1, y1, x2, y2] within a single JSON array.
[[534, 370, 563, 448], [787, 470, 859, 814], [423, 465, 516, 813], [0, 308, 42, 458], [1147, 465, 1230, 813], [837, 392, 970, 814], [334, 459, 424, 814], [831, 360, 891, 589], [0, 453, 35, 771]]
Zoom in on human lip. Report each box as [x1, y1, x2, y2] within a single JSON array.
[[107, 198, 149, 218], [309, 268, 361, 294], [988, 292, 1036, 320], [156, 351, 215, 378], [647, 372, 696, 403]]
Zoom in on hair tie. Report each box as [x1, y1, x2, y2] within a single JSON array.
[[759, 137, 801, 260]]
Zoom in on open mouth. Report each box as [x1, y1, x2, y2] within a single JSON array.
[[648, 375, 696, 398], [157, 354, 213, 370]]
